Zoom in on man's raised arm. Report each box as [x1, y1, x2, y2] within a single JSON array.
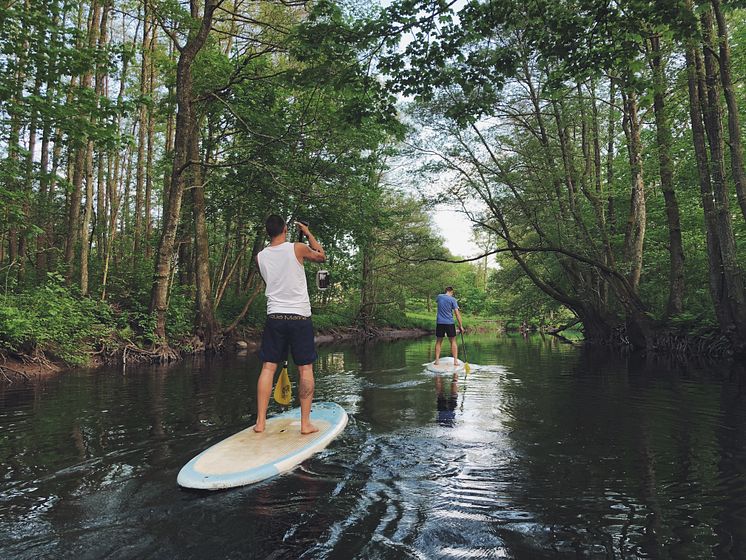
[[296, 222, 326, 263]]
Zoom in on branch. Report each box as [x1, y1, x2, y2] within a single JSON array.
[[407, 243, 627, 284], [150, 2, 184, 52]]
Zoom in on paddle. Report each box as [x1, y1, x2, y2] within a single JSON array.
[[273, 361, 292, 406], [459, 329, 471, 376]]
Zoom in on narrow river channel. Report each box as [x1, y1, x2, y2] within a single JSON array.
[[2, 334, 745, 559]]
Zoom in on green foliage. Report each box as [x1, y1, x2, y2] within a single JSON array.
[[8, 0, 744, 358], [165, 288, 195, 340], [399, 311, 436, 331], [0, 274, 115, 365]]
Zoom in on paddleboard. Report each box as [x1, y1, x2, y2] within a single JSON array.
[[424, 356, 466, 373], [177, 401, 348, 490]]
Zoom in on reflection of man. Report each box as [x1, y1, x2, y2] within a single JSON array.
[[434, 287, 464, 365], [435, 373, 459, 427]]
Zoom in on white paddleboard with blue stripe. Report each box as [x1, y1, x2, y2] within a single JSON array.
[[177, 401, 348, 490]]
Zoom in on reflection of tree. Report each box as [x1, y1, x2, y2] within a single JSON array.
[[714, 361, 746, 556], [357, 338, 438, 430], [626, 353, 663, 557], [493, 344, 744, 557], [148, 365, 169, 464]]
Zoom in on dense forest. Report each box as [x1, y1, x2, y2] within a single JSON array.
[[0, 0, 494, 366], [385, 0, 746, 357], [1, 0, 745, 366]]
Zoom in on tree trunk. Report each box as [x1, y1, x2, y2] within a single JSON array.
[[37, 0, 62, 274], [649, 34, 685, 317], [621, 90, 646, 292], [242, 226, 265, 292], [80, 141, 95, 296], [6, 0, 32, 269], [576, 304, 616, 345], [133, 2, 150, 262], [223, 229, 266, 334], [606, 79, 616, 234], [711, 0, 746, 222], [121, 122, 135, 239], [163, 41, 176, 216], [37, 120, 52, 274], [65, 0, 101, 285], [190, 118, 220, 349], [19, 69, 42, 279], [360, 243, 374, 330], [81, 0, 109, 295], [145, 24, 157, 257], [700, 9, 746, 347], [149, 0, 219, 352]]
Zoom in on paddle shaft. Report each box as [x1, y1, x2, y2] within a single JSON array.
[[459, 330, 468, 364]]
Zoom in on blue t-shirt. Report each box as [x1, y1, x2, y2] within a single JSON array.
[[436, 294, 459, 324]]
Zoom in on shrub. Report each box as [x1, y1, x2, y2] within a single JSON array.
[[0, 274, 116, 366]]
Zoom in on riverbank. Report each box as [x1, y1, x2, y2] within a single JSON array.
[[0, 326, 431, 383], [231, 325, 430, 354]]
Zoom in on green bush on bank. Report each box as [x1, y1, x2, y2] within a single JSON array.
[[0, 274, 116, 366], [395, 310, 433, 330], [312, 304, 434, 332]]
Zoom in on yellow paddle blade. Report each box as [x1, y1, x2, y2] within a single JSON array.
[[464, 362, 471, 376], [273, 366, 292, 405]]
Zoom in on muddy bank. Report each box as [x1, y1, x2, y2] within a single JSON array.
[[0, 327, 431, 383], [232, 326, 429, 353], [0, 354, 63, 383]]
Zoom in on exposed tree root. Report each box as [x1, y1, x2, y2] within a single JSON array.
[[154, 344, 181, 363], [0, 364, 31, 383], [0, 350, 55, 383], [547, 318, 581, 335], [118, 342, 179, 367]]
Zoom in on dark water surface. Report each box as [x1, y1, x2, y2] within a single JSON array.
[[2, 334, 746, 559]]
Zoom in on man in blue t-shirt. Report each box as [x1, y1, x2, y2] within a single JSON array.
[[434, 286, 464, 365]]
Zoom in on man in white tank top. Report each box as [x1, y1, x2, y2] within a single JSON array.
[[254, 215, 326, 434]]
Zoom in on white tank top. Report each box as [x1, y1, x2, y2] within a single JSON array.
[[257, 242, 312, 316]]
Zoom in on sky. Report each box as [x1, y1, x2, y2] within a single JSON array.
[[373, 0, 495, 268], [431, 208, 480, 259]]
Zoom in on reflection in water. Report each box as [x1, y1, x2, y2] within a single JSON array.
[[434, 373, 459, 427], [1, 334, 746, 559]]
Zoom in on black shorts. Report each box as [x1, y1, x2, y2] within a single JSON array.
[[259, 314, 318, 365], [436, 323, 457, 338]]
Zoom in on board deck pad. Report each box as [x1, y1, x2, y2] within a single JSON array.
[[424, 356, 472, 373], [178, 402, 348, 490]]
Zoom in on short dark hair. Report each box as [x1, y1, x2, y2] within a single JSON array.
[[445, 286, 454, 293], [265, 214, 285, 238]]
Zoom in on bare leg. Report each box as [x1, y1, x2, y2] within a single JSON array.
[[450, 337, 459, 365], [254, 362, 278, 433], [297, 364, 318, 434], [434, 337, 443, 364]]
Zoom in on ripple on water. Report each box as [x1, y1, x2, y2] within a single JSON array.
[[2, 335, 746, 560]]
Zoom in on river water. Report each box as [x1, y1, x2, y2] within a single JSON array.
[[1, 334, 745, 559]]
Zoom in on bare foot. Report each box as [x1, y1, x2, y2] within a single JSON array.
[[253, 422, 265, 433], [301, 423, 319, 435], [434, 360, 440, 365]]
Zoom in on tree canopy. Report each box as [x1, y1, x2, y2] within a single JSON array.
[[1, 0, 745, 362]]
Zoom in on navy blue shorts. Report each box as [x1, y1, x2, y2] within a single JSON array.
[[259, 314, 317, 365], [436, 323, 457, 338]]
